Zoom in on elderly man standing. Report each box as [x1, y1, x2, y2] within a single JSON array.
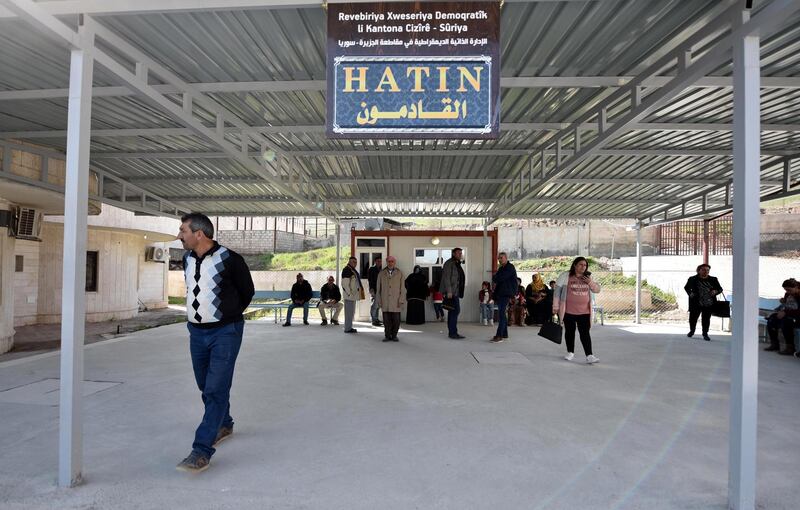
[[441, 247, 466, 339], [318, 275, 343, 326], [376, 255, 406, 342], [176, 213, 254, 473], [284, 273, 312, 327]]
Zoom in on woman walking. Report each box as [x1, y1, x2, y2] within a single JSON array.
[[683, 264, 723, 341], [553, 257, 602, 364]]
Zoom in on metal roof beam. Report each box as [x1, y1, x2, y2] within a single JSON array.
[[0, 3, 329, 217], [0, 140, 188, 217], [0, 0, 596, 19], [3, 76, 800, 102], [88, 149, 795, 159], [5, 122, 800, 139], [489, 0, 800, 223]]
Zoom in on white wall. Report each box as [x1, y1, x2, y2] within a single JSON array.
[[620, 255, 800, 311], [13, 239, 39, 327], [35, 222, 167, 324], [387, 235, 493, 323], [0, 199, 15, 353]]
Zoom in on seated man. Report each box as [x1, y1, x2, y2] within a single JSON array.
[[765, 278, 799, 355], [284, 273, 313, 326], [318, 276, 343, 326]]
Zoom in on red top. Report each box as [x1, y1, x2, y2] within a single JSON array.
[[565, 276, 592, 315]]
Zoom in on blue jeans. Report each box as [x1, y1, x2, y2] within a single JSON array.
[[286, 301, 310, 323], [188, 321, 244, 458], [447, 296, 461, 336], [480, 303, 493, 322], [495, 297, 510, 338], [433, 303, 444, 319]]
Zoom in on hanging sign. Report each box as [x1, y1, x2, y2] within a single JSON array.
[[327, 1, 500, 139]]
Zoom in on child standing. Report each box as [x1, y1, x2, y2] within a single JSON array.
[[431, 282, 445, 322], [479, 281, 494, 326]]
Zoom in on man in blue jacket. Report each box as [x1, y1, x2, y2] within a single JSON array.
[[491, 252, 517, 343]]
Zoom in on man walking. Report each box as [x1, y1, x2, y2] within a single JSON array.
[[176, 213, 254, 472], [284, 273, 313, 326], [491, 252, 517, 343], [318, 276, 343, 326], [376, 255, 405, 341], [367, 257, 383, 326], [341, 256, 363, 333], [441, 247, 466, 339]]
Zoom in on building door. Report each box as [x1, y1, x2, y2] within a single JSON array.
[[353, 236, 387, 321]]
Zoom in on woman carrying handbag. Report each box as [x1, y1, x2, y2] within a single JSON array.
[[553, 257, 602, 364]]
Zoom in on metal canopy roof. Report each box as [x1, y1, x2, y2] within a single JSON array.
[[0, 0, 799, 223]]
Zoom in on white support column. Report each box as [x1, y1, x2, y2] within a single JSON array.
[[729, 10, 760, 510], [482, 219, 488, 280], [59, 25, 94, 488], [334, 221, 342, 283], [635, 223, 642, 325]]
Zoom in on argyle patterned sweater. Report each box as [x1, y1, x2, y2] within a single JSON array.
[[183, 242, 255, 328]]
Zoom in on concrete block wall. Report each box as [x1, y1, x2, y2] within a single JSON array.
[[215, 230, 307, 255]]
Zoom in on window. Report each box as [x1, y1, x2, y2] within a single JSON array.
[[414, 247, 466, 287], [85, 251, 98, 292], [356, 238, 386, 247], [15, 255, 23, 272]]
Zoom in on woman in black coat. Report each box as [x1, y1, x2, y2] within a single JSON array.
[[405, 265, 429, 325], [684, 263, 723, 341]]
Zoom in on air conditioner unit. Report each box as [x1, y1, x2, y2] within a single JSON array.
[[144, 245, 169, 263], [14, 208, 43, 241]]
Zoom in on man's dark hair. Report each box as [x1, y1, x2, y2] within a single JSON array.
[[452, 247, 463, 256], [180, 213, 214, 239], [782, 278, 799, 288], [349, 256, 357, 262], [696, 264, 711, 272]]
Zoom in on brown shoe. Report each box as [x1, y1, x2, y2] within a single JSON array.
[[490, 336, 504, 343], [176, 451, 210, 473], [764, 345, 780, 352], [213, 425, 233, 446]]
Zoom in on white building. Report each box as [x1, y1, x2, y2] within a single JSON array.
[[0, 142, 178, 354]]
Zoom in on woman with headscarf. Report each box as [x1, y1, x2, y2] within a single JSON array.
[[405, 265, 429, 325], [525, 273, 551, 325]]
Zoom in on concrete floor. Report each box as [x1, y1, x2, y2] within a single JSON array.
[[0, 320, 798, 510]]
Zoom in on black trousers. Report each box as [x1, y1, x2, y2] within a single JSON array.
[[383, 312, 401, 339], [689, 307, 712, 335], [767, 314, 796, 350], [564, 313, 592, 356]]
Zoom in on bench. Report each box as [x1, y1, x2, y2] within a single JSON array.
[[248, 290, 321, 323]]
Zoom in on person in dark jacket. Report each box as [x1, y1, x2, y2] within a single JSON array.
[[284, 273, 313, 326], [318, 275, 343, 326], [491, 252, 517, 343], [405, 265, 429, 325], [176, 213, 254, 473], [441, 248, 466, 339], [684, 264, 723, 341], [367, 258, 383, 326], [765, 278, 799, 355]]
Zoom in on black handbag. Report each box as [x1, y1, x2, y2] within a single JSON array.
[[711, 294, 731, 318], [442, 296, 456, 311], [538, 318, 563, 345]]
